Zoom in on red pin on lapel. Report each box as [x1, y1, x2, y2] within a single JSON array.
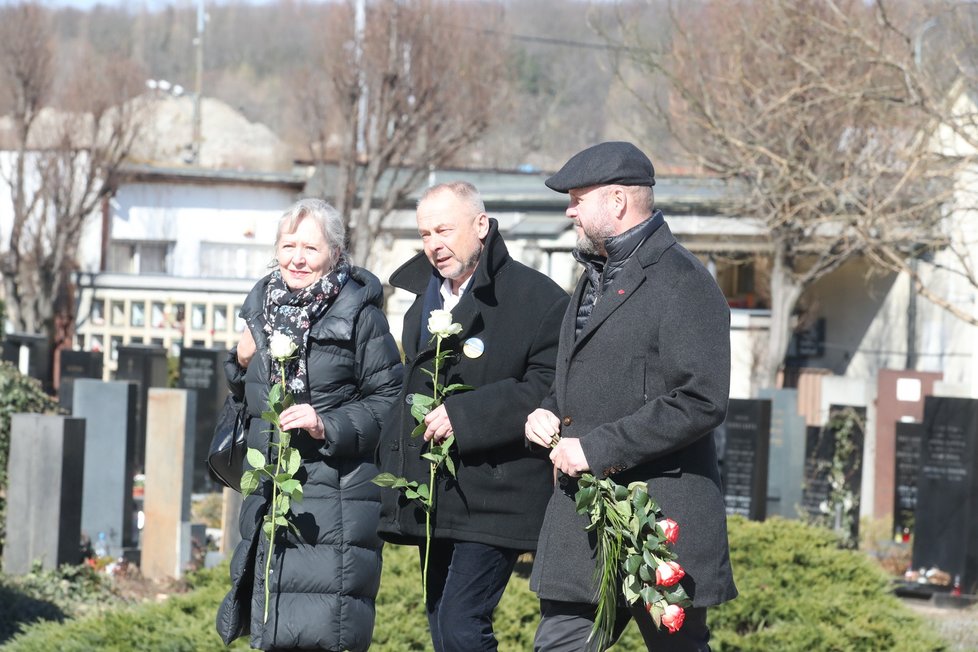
[[617, 289, 625, 295]]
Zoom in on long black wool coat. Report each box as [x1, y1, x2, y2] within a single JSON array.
[[530, 216, 739, 609], [217, 267, 403, 651], [377, 221, 569, 551]]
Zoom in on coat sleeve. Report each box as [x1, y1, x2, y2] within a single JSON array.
[[444, 293, 567, 456], [579, 264, 730, 477], [319, 306, 404, 459]]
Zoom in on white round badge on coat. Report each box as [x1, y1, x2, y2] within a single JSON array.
[[462, 337, 485, 359]]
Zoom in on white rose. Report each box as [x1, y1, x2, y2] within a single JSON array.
[[427, 309, 462, 339], [269, 332, 297, 360]]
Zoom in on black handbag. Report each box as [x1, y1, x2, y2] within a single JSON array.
[[207, 394, 249, 492]]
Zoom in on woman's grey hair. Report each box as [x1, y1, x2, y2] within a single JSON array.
[[274, 198, 347, 267], [418, 181, 486, 216]]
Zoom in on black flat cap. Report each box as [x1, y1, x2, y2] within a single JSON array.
[[546, 141, 655, 193]]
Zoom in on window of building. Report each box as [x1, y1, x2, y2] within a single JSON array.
[[199, 242, 271, 279], [191, 304, 207, 330], [110, 301, 126, 326], [108, 240, 172, 274], [131, 301, 146, 327]]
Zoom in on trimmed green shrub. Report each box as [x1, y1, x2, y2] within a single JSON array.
[[0, 562, 122, 644], [710, 516, 945, 651], [1, 518, 950, 651], [0, 361, 61, 553]]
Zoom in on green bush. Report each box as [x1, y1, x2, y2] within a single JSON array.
[[0, 562, 122, 644], [710, 516, 945, 652], [1, 519, 949, 651], [0, 361, 61, 553]]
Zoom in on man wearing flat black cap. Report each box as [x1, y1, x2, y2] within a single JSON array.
[[525, 141, 737, 651]]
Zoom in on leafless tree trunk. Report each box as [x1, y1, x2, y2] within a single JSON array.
[[0, 4, 145, 375], [297, 0, 506, 267], [608, 0, 963, 390]]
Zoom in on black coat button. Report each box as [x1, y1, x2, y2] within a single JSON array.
[[562, 416, 573, 426]]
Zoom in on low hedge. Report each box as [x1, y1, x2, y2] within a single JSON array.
[[1, 517, 946, 651]]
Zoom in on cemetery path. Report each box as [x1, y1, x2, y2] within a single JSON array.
[[901, 598, 978, 651]]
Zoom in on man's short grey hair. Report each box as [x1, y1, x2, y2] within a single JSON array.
[[628, 185, 655, 215], [418, 181, 486, 216], [276, 198, 347, 266]]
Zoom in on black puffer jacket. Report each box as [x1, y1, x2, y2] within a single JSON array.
[[217, 267, 402, 651]]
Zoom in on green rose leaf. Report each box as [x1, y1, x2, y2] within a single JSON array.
[[442, 383, 474, 393], [280, 479, 300, 495], [285, 448, 301, 475], [240, 469, 260, 496], [444, 455, 456, 478], [410, 421, 427, 437], [373, 473, 400, 487], [268, 383, 282, 407], [246, 448, 266, 469], [261, 410, 278, 425], [262, 520, 274, 539]]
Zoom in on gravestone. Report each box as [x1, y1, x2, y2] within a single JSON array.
[[718, 399, 771, 521], [3, 415, 85, 574], [1, 332, 52, 392], [802, 425, 833, 519], [72, 379, 138, 559], [141, 388, 197, 580], [802, 406, 865, 543], [114, 344, 168, 474], [893, 421, 925, 538], [220, 488, 242, 556], [178, 346, 229, 492], [874, 370, 942, 522], [59, 349, 104, 410], [759, 388, 807, 519], [913, 397, 978, 594]]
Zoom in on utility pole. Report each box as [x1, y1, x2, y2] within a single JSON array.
[[191, 0, 206, 165]]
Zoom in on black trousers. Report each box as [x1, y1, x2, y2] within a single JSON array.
[[419, 539, 520, 652], [534, 599, 711, 652]]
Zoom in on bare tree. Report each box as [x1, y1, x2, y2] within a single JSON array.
[[298, 0, 506, 266], [608, 0, 962, 389], [0, 3, 145, 376]]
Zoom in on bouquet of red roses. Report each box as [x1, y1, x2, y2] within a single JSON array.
[[573, 473, 691, 647]]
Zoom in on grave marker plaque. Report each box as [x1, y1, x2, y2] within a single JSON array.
[[73, 379, 138, 558], [759, 388, 807, 519], [59, 349, 104, 410], [141, 388, 197, 580], [3, 415, 85, 574], [913, 397, 978, 594], [114, 344, 168, 474], [893, 421, 924, 537], [718, 399, 771, 521], [802, 406, 865, 543], [178, 347, 229, 492]]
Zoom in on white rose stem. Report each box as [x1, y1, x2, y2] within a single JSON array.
[[263, 358, 288, 623], [422, 334, 443, 604]]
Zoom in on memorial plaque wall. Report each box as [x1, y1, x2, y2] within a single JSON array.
[[718, 399, 772, 521]]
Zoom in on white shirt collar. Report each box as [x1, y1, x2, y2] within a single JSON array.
[[440, 275, 472, 313]]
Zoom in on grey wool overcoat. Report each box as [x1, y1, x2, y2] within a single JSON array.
[[529, 216, 738, 609]]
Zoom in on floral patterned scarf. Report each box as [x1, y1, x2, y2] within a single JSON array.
[[262, 257, 351, 396]]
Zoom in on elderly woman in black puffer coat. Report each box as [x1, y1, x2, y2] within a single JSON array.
[[216, 198, 403, 651]]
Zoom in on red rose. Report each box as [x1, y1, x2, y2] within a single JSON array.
[[656, 560, 685, 587], [658, 518, 679, 544], [661, 604, 685, 633]]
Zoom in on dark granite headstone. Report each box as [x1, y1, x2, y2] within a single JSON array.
[[802, 406, 865, 543], [913, 397, 978, 594], [893, 421, 925, 537], [1, 332, 52, 392], [58, 349, 104, 410], [718, 399, 771, 521], [2, 415, 86, 574], [114, 344, 168, 474], [759, 388, 807, 519], [178, 346, 230, 492], [72, 379, 138, 558]]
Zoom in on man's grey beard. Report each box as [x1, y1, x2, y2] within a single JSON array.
[[575, 233, 602, 256]]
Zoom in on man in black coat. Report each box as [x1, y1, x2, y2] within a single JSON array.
[[377, 181, 569, 652], [525, 142, 737, 651]]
